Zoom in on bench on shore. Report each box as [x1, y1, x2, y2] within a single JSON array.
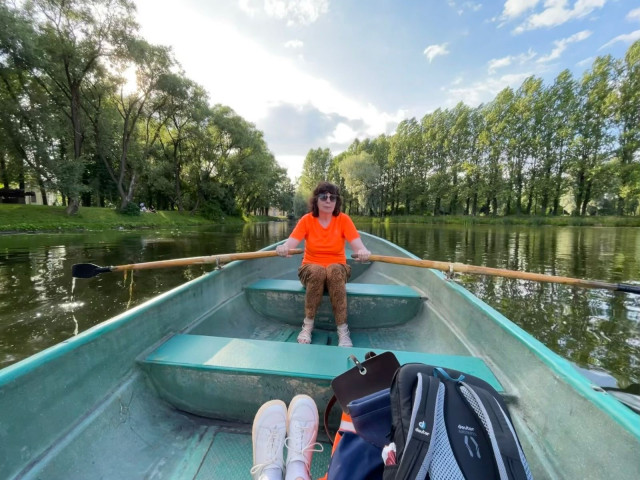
[[0, 189, 36, 204]]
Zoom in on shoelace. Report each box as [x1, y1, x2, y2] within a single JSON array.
[[337, 327, 351, 345], [284, 426, 324, 474], [298, 323, 313, 342], [250, 427, 285, 478]]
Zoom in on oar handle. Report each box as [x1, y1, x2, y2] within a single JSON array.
[[360, 254, 640, 295], [110, 249, 304, 273]]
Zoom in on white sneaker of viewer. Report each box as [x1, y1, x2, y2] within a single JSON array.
[[251, 395, 323, 480], [285, 395, 323, 480], [251, 400, 287, 480]]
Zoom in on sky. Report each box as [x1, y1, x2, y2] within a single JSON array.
[[133, 0, 640, 181]]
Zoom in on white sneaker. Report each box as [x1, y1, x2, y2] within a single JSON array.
[[285, 395, 323, 478], [337, 324, 353, 347], [297, 318, 314, 344], [251, 400, 287, 480]]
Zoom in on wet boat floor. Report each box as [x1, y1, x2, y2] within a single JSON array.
[[184, 422, 333, 480]]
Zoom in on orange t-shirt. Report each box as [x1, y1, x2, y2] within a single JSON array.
[[290, 213, 359, 267]]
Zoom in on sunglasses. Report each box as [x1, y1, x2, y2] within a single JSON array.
[[318, 193, 338, 202]]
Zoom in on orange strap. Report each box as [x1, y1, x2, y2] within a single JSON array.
[[317, 412, 354, 480]]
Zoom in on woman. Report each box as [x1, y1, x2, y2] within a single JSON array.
[[276, 182, 371, 347]]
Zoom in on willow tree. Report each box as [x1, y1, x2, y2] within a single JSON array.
[[0, 3, 63, 203], [22, 0, 138, 214], [105, 40, 176, 210]]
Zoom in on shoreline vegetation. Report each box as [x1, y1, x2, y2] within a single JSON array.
[[2, 204, 640, 234]]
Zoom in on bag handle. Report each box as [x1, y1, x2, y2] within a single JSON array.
[[323, 394, 339, 444], [324, 352, 378, 444]]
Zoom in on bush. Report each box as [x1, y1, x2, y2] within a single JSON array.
[[119, 202, 141, 216], [200, 202, 225, 221]]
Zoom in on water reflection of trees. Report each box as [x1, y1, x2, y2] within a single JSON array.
[[360, 223, 640, 386], [2, 224, 639, 386], [0, 224, 296, 368]]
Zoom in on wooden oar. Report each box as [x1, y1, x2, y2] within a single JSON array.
[[72, 249, 303, 279], [358, 254, 640, 295]]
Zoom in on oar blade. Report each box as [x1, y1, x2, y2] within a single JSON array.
[[71, 263, 112, 279], [618, 284, 640, 295], [603, 385, 640, 414]]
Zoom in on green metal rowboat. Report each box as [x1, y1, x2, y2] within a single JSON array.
[[1, 233, 638, 479]]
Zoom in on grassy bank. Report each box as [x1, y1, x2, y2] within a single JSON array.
[[0, 204, 247, 233], [2, 205, 639, 233], [352, 214, 640, 227]]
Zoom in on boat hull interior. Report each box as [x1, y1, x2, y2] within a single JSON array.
[[1, 233, 638, 479]]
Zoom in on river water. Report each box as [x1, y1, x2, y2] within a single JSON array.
[[1, 222, 638, 387]]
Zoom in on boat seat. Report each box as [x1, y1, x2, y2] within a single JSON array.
[[139, 334, 502, 422], [244, 279, 423, 328]]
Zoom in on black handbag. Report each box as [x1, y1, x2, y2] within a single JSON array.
[[324, 351, 399, 442]]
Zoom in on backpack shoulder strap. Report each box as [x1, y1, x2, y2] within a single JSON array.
[[394, 372, 443, 480], [459, 382, 533, 480]]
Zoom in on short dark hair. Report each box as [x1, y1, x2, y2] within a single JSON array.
[[310, 181, 342, 217]]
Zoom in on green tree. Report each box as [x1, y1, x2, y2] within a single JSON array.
[[299, 148, 332, 193], [389, 118, 422, 214], [481, 89, 512, 215], [157, 78, 209, 211], [22, 0, 138, 214], [338, 152, 381, 215], [570, 56, 616, 215], [460, 106, 485, 215], [613, 40, 640, 215], [105, 40, 176, 209], [0, 3, 61, 203], [539, 70, 576, 215], [447, 103, 473, 215]]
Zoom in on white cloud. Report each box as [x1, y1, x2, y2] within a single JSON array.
[[328, 122, 358, 145], [423, 43, 450, 62], [135, 0, 403, 180], [627, 8, 640, 23], [538, 30, 591, 63], [600, 30, 640, 50], [576, 56, 594, 67], [502, 0, 540, 19], [446, 72, 532, 106], [513, 0, 606, 34], [487, 49, 536, 73], [466, 2, 483, 13], [284, 39, 304, 48], [448, 0, 483, 15], [136, 1, 393, 122], [276, 154, 305, 180], [263, 0, 329, 25], [488, 56, 514, 73], [238, 0, 259, 16]]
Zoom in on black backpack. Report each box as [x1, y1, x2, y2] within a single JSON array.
[[384, 363, 533, 480]]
